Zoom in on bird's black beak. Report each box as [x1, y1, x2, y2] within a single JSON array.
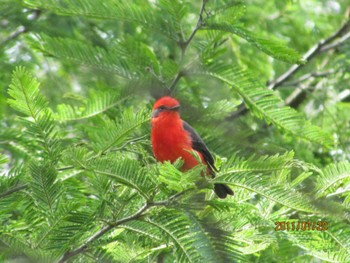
[[151, 109, 159, 118]]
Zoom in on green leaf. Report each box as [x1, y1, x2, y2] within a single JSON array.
[[316, 162, 350, 197], [54, 91, 124, 121], [88, 107, 149, 153], [89, 156, 155, 200], [7, 67, 61, 162], [198, 65, 333, 147], [144, 210, 207, 262], [204, 24, 302, 64], [27, 34, 136, 79], [206, 1, 247, 25], [29, 161, 62, 214], [286, 220, 350, 262], [223, 151, 295, 174], [213, 171, 315, 213], [24, 0, 178, 40], [8, 67, 47, 118], [0, 153, 8, 166]]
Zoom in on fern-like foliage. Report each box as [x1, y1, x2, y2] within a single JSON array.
[[7, 67, 61, 162], [316, 162, 350, 197], [223, 151, 295, 174], [198, 64, 333, 147], [214, 171, 315, 212], [29, 161, 62, 214], [286, 220, 350, 262], [89, 156, 156, 200], [24, 0, 179, 40], [204, 24, 302, 64], [86, 107, 149, 153], [7, 67, 47, 118], [2, 1, 348, 262], [28, 34, 142, 79], [145, 209, 240, 263], [54, 91, 125, 121]]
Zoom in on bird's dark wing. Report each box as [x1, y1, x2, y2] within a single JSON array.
[[182, 121, 218, 173], [183, 121, 234, 198]]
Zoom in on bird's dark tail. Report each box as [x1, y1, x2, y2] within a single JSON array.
[[214, 183, 234, 199]]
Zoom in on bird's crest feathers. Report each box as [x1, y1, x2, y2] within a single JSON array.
[[153, 96, 180, 110]]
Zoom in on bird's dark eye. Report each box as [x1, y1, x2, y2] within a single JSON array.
[[158, 105, 167, 111]]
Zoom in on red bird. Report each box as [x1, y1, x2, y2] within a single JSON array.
[[151, 96, 234, 199]]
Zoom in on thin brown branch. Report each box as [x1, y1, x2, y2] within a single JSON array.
[[0, 10, 41, 47], [168, 71, 184, 94], [180, 0, 208, 54], [0, 26, 27, 47], [267, 20, 350, 90], [169, 0, 207, 93], [0, 183, 28, 199], [320, 30, 350, 52], [57, 225, 113, 263], [227, 18, 350, 120], [283, 70, 338, 87], [57, 203, 149, 263], [57, 189, 189, 263]]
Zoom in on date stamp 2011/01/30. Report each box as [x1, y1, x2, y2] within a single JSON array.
[[275, 221, 328, 231]]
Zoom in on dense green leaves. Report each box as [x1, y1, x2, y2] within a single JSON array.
[[316, 162, 350, 197], [7, 67, 61, 162], [29, 162, 62, 213], [204, 24, 303, 64], [2, 0, 350, 262], [8, 67, 46, 117], [200, 64, 334, 147]]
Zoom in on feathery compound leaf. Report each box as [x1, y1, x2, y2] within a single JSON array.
[[223, 151, 295, 174], [184, 212, 242, 262], [8, 67, 47, 118], [286, 220, 350, 262], [203, 23, 302, 64], [89, 156, 155, 200], [121, 220, 163, 242], [202, 99, 240, 120], [88, 108, 149, 153], [29, 162, 62, 214], [207, 0, 247, 25], [24, 0, 178, 40], [316, 162, 350, 197], [213, 171, 315, 213], [28, 34, 136, 79], [54, 91, 124, 121], [145, 210, 206, 263], [198, 65, 333, 147], [8, 67, 61, 162]]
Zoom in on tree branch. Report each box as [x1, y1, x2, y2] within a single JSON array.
[[0, 26, 27, 47], [0, 10, 41, 47], [283, 69, 338, 87], [227, 19, 350, 120], [169, 0, 207, 92], [57, 190, 189, 263], [168, 71, 184, 94], [0, 183, 28, 199], [180, 0, 208, 54], [320, 30, 350, 52], [268, 20, 350, 90]]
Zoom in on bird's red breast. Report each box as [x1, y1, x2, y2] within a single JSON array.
[[151, 97, 204, 171]]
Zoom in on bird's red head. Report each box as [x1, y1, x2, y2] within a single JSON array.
[[152, 96, 180, 118]]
